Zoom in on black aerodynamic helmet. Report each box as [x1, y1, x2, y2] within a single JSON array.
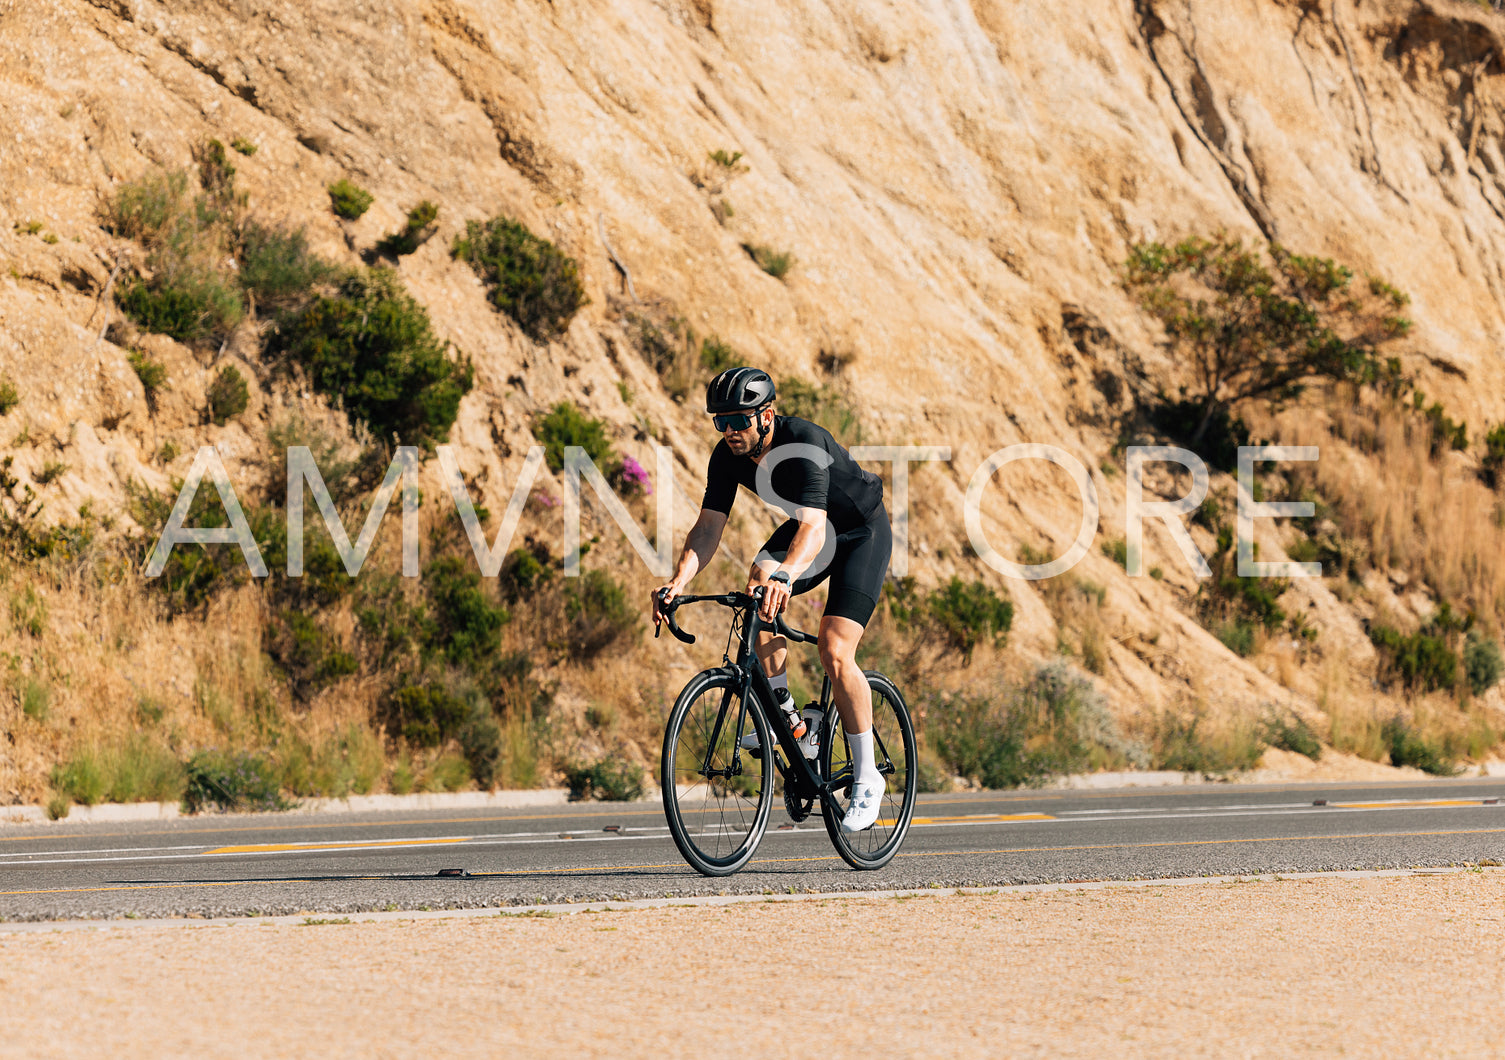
[[705, 367, 776, 414]]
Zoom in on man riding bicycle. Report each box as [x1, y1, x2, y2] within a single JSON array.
[[652, 367, 892, 833]]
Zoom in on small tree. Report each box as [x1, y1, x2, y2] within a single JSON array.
[[1125, 236, 1411, 445]]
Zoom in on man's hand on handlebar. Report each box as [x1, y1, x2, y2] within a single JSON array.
[[651, 582, 682, 634], [747, 567, 790, 622]]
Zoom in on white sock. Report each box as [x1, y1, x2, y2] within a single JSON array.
[[846, 727, 881, 790], [768, 672, 789, 697]]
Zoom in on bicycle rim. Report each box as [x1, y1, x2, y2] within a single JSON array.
[[820, 671, 917, 870], [661, 670, 773, 876]]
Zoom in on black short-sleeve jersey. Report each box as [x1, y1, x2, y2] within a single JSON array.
[[700, 415, 883, 533]]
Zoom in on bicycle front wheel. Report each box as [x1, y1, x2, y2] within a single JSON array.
[[661, 668, 774, 877], [819, 671, 918, 870]]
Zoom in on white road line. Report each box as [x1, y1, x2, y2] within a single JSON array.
[[1, 800, 1498, 867]]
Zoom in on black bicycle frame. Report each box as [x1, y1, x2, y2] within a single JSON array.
[[660, 591, 850, 809]]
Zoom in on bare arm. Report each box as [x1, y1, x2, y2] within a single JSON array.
[[750, 507, 827, 620], [652, 508, 727, 628]]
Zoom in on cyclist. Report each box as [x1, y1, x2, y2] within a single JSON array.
[[652, 367, 892, 833]]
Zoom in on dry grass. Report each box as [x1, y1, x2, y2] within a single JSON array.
[[1258, 391, 1505, 623]]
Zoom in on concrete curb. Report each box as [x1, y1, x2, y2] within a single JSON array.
[[3, 865, 1500, 933], [0, 788, 576, 826]]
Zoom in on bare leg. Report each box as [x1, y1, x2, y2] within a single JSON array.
[[818, 615, 872, 734], [754, 629, 787, 680], [748, 559, 788, 680]]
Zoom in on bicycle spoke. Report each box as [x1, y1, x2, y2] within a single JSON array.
[[820, 672, 916, 868], [663, 672, 772, 874]]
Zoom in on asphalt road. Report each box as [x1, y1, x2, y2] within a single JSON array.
[[3, 779, 1505, 921]]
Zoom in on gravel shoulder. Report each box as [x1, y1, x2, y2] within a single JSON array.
[[3, 872, 1503, 1058]]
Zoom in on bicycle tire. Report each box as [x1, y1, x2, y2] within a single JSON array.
[[661, 668, 774, 876], [818, 671, 918, 870]]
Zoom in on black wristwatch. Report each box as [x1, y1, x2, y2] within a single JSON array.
[[769, 570, 790, 585]]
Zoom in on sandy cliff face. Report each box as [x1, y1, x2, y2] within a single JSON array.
[[1, 0, 1504, 795]]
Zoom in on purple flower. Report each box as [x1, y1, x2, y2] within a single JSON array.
[[530, 491, 560, 509], [618, 455, 653, 496]]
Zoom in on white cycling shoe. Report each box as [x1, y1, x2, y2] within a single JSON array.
[[840, 777, 886, 833]]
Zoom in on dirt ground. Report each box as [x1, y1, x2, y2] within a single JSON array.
[[1, 873, 1503, 1058]]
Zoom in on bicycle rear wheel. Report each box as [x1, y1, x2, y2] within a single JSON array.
[[661, 668, 774, 876], [819, 671, 917, 870]]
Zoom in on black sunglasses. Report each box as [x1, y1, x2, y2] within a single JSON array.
[[712, 412, 755, 432]]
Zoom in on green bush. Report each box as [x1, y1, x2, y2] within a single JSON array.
[[1369, 623, 1458, 693], [499, 542, 555, 602], [0, 377, 20, 415], [699, 335, 736, 374], [564, 757, 644, 801], [536, 401, 613, 473], [128, 478, 277, 614], [1216, 620, 1257, 657], [563, 569, 639, 660], [1483, 424, 1505, 489], [927, 578, 1014, 664], [458, 714, 504, 788], [384, 681, 470, 748], [452, 216, 589, 341], [105, 733, 188, 803], [110, 151, 257, 344], [230, 137, 257, 156], [424, 752, 471, 792], [238, 223, 336, 311], [328, 179, 374, 220], [269, 610, 358, 697], [119, 269, 243, 343], [207, 364, 249, 425], [269, 268, 473, 447], [1263, 709, 1322, 760], [376, 200, 439, 257], [279, 725, 383, 799], [1464, 630, 1503, 696], [108, 170, 190, 242], [183, 748, 288, 812], [744, 243, 795, 280], [21, 677, 50, 719], [926, 663, 1137, 787], [425, 555, 510, 668], [1100, 537, 1128, 567], [1414, 392, 1468, 455], [127, 349, 168, 410], [777, 377, 861, 446], [52, 747, 108, 806], [626, 313, 697, 401], [1125, 238, 1407, 449], [1197, 524, 1288, 642], [1149, 707, 1265, 775], [1382, 716, 1458, 775], [195, 138, 238, 209]]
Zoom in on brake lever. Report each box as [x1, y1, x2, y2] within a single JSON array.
[[655, 589, 695, 645]]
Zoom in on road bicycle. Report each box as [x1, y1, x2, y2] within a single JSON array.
[[654, 588, 918, 876]]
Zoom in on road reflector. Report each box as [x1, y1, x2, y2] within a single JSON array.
[[436, 868, 467, 878]]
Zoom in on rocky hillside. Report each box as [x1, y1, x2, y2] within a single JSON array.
[[2, 0, 1505, 804]]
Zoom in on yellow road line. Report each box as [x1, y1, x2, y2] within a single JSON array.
[[1333, 800, 1488, 810], [204, 837, 471, 856], [906, 813, 1055, 826], [0, 809, 666, 843], [7, 825, 1505, 898], [457, 825, 1505, 878]]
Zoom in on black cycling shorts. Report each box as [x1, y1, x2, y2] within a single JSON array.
[[755, 505, 892, 626]]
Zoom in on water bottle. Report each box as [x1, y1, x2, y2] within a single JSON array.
[[799, 706, 822, 759]]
